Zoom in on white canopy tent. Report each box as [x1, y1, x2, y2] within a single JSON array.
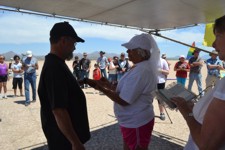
[[1, 0, 225, 53], [0, 0, 225, 31]]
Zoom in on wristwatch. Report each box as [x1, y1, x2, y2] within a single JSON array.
[[188, 113, 193, 117]]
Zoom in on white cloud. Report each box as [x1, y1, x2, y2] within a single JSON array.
[[0, 11, 205, 45]]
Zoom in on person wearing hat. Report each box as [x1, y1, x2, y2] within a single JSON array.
[[205, 50, 223, 92], [84, 33, 160, 150], [117, 52, 130, 81], [161, 53, 171, 69], [157, 55, 170, 120], [72, 56, 81, 80], [38, 22, 90, 150], [187, 48, 204, 97], [108, 57, 119, 84], [97, 51, 108, 78], [79, 52, 91, 88], [22, 50, 38, 106], [174, 55, 190, 86], [171, 15, 225, 150]]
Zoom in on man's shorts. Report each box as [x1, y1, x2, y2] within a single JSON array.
[[0, 75, 8, 82], [157, 83, 166, 104], [12, 78, 23, 89], [120, 119, 154, 150]]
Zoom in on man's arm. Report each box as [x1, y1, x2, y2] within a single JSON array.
[[88, 60, 91, 72], [34, 62, 39, 70], [160, 60, 169, 75], [52, 108, 85, 150], [193, 59, 204, 66]]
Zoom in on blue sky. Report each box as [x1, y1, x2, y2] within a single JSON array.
[[0, 11, 214, 58]]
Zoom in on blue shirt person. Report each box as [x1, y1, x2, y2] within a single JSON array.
[[22, 51, 38, 106], [205, 50, 223, 92], [97, 51, 108, 78]]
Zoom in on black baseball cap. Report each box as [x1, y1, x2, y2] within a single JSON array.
[[50, 21, 85, 43]]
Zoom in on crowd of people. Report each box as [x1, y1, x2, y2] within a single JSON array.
[[1, 15, 225, 150], [72, 51, 131, 87], [0, 51, 38, 106]]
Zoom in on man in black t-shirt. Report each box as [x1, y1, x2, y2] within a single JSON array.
[[72, 56, 81, 80], [38, 22, 90, 150], [117, 52, 130, 81], [79, 52, 91, 88]]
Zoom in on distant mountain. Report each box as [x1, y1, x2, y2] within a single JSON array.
[[1, 51, 120, 61], [1, 51, 45, 61], [167, 54, 211, 61], [2, 51, 213, 62], [73, 51, 119, 60], [1, 51, 19, 61]]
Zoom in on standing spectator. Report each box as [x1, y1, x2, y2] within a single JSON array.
[[79, 52, 91, 88], [0, 55, 8, 99], [97, 51, 108, 78], [161, 53, 171, 68], [188, 49, 204, 97], [117, 52, 130, 81], [174, 55, 190, 87], [38, 22, 90, 150], [108, 57, 118, 84], [93, 64, 101, 80], [205, 50, 223, 92], [157, 57, 170, 120], [11, 55, 24, 97], [93, 64, 101, 94], [72, 56, 81, 80], [22, 51, 38, 106]]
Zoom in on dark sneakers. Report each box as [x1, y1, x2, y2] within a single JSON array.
[[160, 113, 166, 121], [25, 102, 30, 106]]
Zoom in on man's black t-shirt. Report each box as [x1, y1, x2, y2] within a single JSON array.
[[72, 60, 80, 71], [79, 58, 90, 71], [38, 54, 90, 146]]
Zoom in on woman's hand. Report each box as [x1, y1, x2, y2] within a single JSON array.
[[171, 97, 194, 119]]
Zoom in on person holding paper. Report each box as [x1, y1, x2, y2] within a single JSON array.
[[172, 15, 225, 150]]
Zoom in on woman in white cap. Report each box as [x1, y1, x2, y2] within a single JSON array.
[[174, 55, 190, 87], [83, 33, 160, 150]]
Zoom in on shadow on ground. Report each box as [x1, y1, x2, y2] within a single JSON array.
[[19, 123, 184, 150], [14, 100, 26, 105]]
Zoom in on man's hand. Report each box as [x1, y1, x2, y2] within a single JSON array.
[[86, 79, 97, 88]]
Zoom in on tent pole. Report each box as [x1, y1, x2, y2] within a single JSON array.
[[149, 32, 212, 54]]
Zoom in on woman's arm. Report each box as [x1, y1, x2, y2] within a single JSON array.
[[86, 78, 129, 106], [199, 98, 225, 150], [172, 97, 225, 150]]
